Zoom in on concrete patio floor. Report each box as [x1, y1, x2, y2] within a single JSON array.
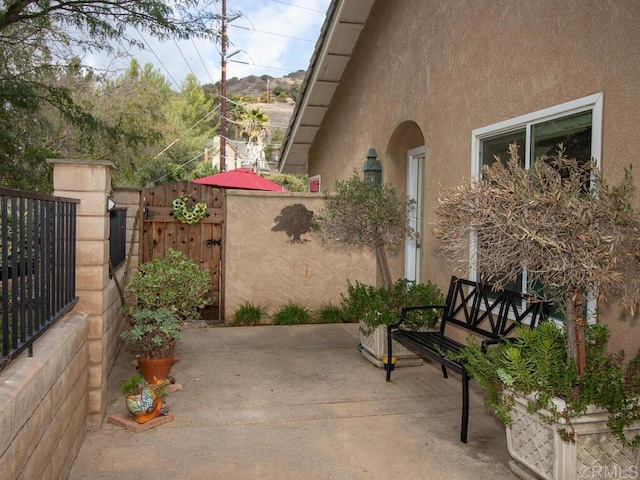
[[68, 323, 518, 480]]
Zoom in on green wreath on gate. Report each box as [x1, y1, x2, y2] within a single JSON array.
[[171, 195, 208, 225]]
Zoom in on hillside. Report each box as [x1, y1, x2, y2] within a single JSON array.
[[228, 70, 303, 135], [226, 70, 305, 100], [245, 102, 295, 134]]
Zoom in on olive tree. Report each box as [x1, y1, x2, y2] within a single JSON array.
[[435, 143, 640, 374], [315, 172, 415, 290]]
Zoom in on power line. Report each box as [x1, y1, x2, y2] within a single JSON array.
[[147, 151, 205, 188], [268, 0, 327, 13], [228, 24, 315, 43], [191, 38, 218, 85], [134, 28, 181, 89], [153, 105, 220, 160], [173, 38, 200, 82]]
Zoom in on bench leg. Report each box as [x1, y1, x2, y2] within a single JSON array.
[[441, 365, 448, 379], [386, 326, 393, 382], [461, 369, 469, 443]]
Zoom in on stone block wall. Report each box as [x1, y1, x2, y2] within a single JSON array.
[[49, 159, 119, 429], [0, 312, 89, 480], [0, 160, 142, 480]]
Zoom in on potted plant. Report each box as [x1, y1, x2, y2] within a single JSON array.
[[341, 278, 444, 367], [315, 172, 427, 365], [121, 307, 182, 382], [122, 248, 212, 380], [435, 144, 640, 478], [120, 372, 169, 424]]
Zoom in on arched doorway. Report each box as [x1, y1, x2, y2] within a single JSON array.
[[385, 121, 425, 282]]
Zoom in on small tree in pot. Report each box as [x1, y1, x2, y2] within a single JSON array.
[[315, 172, 434, 365], [435, 144, 640, 475], [435, 144, 640, 377], [315, 172, 415, 290]]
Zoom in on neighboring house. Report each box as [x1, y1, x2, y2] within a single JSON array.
[[210, 135, 242, 171], [278, 0, 640, 354], [210, 135, 270, 172]]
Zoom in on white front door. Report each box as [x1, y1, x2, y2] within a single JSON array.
[[405, 146, 425, 283]]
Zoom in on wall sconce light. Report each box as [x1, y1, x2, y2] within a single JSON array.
[[362, 148, 382, 186]]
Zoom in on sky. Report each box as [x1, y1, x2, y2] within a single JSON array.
[[85, 0, 332, 90]]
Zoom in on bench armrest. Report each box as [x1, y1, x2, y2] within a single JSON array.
[[389, 304, 447, 330]]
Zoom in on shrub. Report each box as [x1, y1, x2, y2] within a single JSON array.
[[315, 304, 346, 324], [125, 248, 211, 322], [233, 301, 268, 326], [455, 322, 640, 447], [341, 278, 445, 336], [272, 302, 312, 325]]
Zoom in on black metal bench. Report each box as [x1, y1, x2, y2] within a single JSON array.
[[386, 276, 550, 443]]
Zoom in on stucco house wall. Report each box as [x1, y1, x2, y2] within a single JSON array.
[[306, 0, 640, 355], [223, 190, 375, 321]]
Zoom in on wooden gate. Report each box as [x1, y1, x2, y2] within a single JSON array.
[[140, 181, 224, 322]]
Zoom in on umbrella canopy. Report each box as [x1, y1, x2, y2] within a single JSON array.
[[193, 168, 283, 191]]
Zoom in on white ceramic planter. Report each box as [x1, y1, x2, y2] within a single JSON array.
[[358, 322, 423, 368], [506, 392, 640, 480]]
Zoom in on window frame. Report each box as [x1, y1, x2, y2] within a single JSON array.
[[469, 93, 603, 320], [472, 93, 602, 176]]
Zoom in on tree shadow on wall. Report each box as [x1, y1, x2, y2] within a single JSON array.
[[272, 204, 314, 244]]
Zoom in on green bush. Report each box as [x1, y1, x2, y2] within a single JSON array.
[[315, 303, 347, 323], [454, 322, 640, 447], [341, 278, 445, 336], [125, 248, 211, 322], [272, 302, 312, 325], [233, 301, 268, 326]]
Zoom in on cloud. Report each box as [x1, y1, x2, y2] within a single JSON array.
[[83, 0, 330, 89]]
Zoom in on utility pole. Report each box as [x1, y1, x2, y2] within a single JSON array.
[[219, 0, 228, 172]]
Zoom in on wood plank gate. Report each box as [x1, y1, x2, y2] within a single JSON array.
[[140, 181, 224, 322]]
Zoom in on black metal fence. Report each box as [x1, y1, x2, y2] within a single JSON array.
[[0, 188, 79, 371]]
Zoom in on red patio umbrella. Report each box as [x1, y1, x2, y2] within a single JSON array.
[[193, 168, 283, 191]]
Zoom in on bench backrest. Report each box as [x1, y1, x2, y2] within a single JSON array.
[[441, 276, 550, 340]]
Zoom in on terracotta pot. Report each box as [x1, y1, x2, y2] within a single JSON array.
[[138, 357, 173, 383]]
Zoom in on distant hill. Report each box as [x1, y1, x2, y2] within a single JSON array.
[[226, 70, 306, 101], [215, 70, 304, 164]]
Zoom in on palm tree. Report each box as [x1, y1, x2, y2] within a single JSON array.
[[240, 108, 270, 171]]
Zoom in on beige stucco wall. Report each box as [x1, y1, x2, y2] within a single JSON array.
[[308, 0, 640, 354], [223, 190, 376, 321]]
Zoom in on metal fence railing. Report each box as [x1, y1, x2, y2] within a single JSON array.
[[0, 188, 79, 371]]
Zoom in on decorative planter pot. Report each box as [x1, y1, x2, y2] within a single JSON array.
[[126, 386, 163, 424], [138, 357, 174, 383], [506, 392, 640, 480], [359, 322, 422, 368]]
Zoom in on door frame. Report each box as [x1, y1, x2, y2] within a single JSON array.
[[405, 146, 425, 283]]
